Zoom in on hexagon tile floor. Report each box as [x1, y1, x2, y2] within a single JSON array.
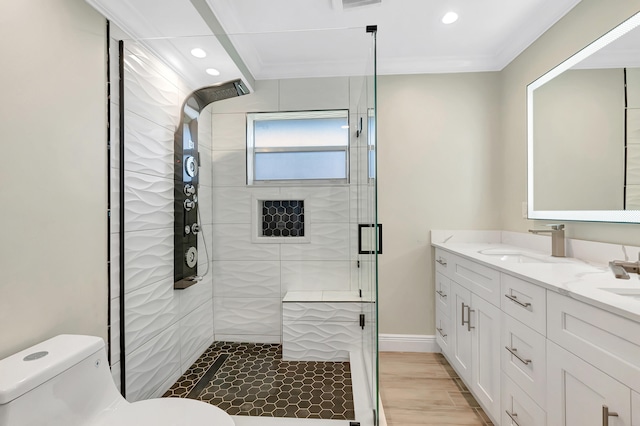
[[163, 341, 355, 420]]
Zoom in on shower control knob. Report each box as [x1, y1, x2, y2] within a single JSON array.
[[183, 184, 196, 196], [185, 155, 198, 177], [185, 247, 198, 268], [191, 223, 200, 234], [184, 225, 191, 235], [184, 199, 195, 211]]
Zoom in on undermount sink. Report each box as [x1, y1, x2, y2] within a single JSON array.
[[477, 248, 560, 264], [600, 288, 640, 302]]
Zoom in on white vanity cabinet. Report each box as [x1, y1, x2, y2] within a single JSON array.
[[547, 340, 631, 426], [435, 249, 501, 421]]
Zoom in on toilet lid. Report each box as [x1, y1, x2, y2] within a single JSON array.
[[93, 398, 235, 426]]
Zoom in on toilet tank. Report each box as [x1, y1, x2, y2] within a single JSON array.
[[0, 335, 123, 426]]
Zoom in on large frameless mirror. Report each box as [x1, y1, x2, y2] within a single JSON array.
[[528, 11, 640, 223]]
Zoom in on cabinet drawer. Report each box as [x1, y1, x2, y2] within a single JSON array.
[[435, 307, 450, 356], [548, 291, 640, 393], [501, 375, 546, 426], [434, 248, 452, 277], [501, 312, 546, 408], [452, 254, 501, 306], [501, 274, 546, 336], [435, 272, 451, 316]]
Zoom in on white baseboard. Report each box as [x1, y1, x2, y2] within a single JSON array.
[[378, 334, 439, 353]]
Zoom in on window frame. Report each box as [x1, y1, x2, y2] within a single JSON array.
[[246, 109, 350, 186]]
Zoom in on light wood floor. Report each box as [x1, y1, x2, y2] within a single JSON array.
[[379, 352, 493, 426]]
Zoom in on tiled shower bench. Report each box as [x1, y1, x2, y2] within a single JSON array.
[[282, 291, 364, 361]]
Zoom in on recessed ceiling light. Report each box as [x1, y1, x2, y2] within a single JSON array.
[[206, 68, 220, 76], [442, 11, 458, 24], [190, 48, 206, 58]]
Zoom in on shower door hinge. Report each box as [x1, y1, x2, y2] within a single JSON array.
[[359, 314, 365, 329], [357, 260, 360, 268], [359, 289, 362, 298]]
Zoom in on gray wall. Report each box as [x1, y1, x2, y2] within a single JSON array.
[[377, 73, 502, 335], [0, 0, 107, 359]]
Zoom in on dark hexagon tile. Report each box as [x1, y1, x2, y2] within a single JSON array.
[[162, 342, 354, 420]]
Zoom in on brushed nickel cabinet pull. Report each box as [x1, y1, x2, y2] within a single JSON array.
[[505, 294, 532, 308], [505, 410, 521, 426], [436, 258, 447, 266], [436, 290, 447, 298], [436, 327, 447, 338], [505, 346, 531, 365], [602, 405, 619, 426], [462, 303, 474, 331]]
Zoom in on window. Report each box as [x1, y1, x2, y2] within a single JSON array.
[[247, 110, 349, 184]]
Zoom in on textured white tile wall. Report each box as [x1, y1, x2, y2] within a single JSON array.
[[209, 76, 375, 345], [125, 276, 178, 355], [179, 300, 214, 372], [111, 41, 215, 401], [125, 324, 181, 402], [213, 261, 281, 298], [282, 321, 361, 362], [214, 297, 281, 337]]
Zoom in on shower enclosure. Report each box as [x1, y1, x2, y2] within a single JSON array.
[[107, 23, 378, 425]]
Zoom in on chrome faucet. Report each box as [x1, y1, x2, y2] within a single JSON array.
[[529, 224, 565, 257]]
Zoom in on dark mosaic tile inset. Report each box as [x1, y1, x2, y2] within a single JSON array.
[[163, 342, 354, 420], [262, 200, 304, 237]]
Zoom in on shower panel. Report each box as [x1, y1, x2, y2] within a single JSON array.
[[174, 79, 249, 289]]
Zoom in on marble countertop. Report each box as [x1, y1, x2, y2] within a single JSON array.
[[431, 230, 640, 323]]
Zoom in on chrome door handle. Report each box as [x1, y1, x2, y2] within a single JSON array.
[[436, 290, 447, 298], [436, 327, 447, 338], [462, 303, 474, 331], [505, 410, 521, 426], [505, 294, 532, 308], [602, 405, 619, 426], [505, 346, 532, 365], [436, 258, 447, 266]]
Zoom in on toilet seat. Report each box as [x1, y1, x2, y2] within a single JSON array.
[[92, 398, 235, 426]]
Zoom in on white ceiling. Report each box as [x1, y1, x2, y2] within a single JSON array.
[[86, 0, 582, 91]]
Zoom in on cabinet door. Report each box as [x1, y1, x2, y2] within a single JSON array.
[[451, 281, 472, 383], [471, 294, 501, 421], [547, 341, 630, 426]]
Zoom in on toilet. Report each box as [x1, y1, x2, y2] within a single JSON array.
[[0, 334, 235, 426]]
